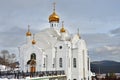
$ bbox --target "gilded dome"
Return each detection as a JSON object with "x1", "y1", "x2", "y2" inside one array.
[
  {"x1": 26, "y1": 25, "x2": 32, "y2": 36},
  {"x1": 60, "y1": 21, "x2": 66, "y2": 33},
  {"x1": 60, "y1": 27, "x2": 66, "y2": 33},
  {"x1": 26, "y1": 31, "x2": 32, "y2": 36},
  {"x1": 32, "y1": 34, "x2": 36, "y2": 45},
  {"x1": 49, "y1": 12, "x2": 59, "y2": 23},
  {"x1": 32, "y1": 40, "x2": 36, "y2": 45}
]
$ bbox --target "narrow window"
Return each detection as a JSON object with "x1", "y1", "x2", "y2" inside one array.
[
  {"x1": 73, "y1": 58, "x2": 77, "y2": 68},
  {"x1": 52, "y1": 24, "x2": 53, "y2": 27},
  {"x1": 88, "y1": 57, "x2": 89, "y2": 70},
  {"x1": 43, "y1": 58, "x2": 46, "y2": 68},
  {"x1": 69, "y1": 58, "x2": 70, "y2": 68},
  {"x1": 59, "y1": 58, "x2": 62, "y2": 68},
  {"x1": 53, "y1": 58, "x2": 55, "y2": 68}
]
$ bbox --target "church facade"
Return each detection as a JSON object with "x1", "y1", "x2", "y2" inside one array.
[{"x1": 19, "y1": 4, "x2": 92, "y2": 80}]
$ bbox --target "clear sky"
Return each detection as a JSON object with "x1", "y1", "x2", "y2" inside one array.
[{"x1": 0, "y1": 0, "x2": 120, "y2": 62}]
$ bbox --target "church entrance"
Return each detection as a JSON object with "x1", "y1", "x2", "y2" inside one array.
[
  {"x1": 30, "y1": 59, "x2": 36, "y2": 73},
  {"x1": 30, "y1": 65, "x2": 36, "y2": 73},
  {"x1": 27, "y1": 53, "x2": 36, "y2": 73}
]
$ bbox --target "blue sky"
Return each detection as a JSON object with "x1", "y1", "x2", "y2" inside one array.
[{"x1": 0, "y1": 0, "x2": 120, "y2": 62}]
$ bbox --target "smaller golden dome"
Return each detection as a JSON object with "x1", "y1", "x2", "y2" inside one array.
[
  {"x1": 60, "y1": 27, "x2": 66, "y2": 33},
  {"x1": 32, "y1": 34, "x2": 36, "y2": 45},
  {"x1": 32, "y1": 40, "x2": 36, "y2": 45},
  {"x1": 26, "y1": 25, "x2": 32, "y2": 36},
  {"x1": 60, "y1": 21, "x2": 66, "y2": 33},
  {"x1": 49, "y1": 12, "x2": 59, "y2": 23},
  {"x1": 26, "y1": 31, "x2": 32, "y2": 36}
]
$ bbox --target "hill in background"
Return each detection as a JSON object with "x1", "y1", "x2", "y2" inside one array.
[{"x1": 91, "y1": 60, "x2": 120, "y2": 74}]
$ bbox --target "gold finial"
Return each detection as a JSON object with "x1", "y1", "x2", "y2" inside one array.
[
  {"x1": 60, "y1": 21, "x2": 66, "y2": 33},
  {"x1": 32, "y1": 34, "x2": 36, "y2": 45},
  {"x1": 62, "y1": 21, "x2": 64, "y2": 27},
  {"x1": 77, "y1": 28, "x2": 81, "y2": 39},
  {"x1": 26, "y1": 25, "x2": 32, "y2": 36},
  {"x1": 53, "y1": 2, "x2": 56, "y2": 12},
  {"x1": 28, "y1": 25, "x2": 30, "y2": 31}
]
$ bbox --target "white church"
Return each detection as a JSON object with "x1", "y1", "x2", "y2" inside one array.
[{"x1": 19, "y1": 3, "x2": 92, "y2": 80}]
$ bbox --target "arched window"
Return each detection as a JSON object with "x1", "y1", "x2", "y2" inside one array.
[
  {"x1": 73, "y1": 58, "x2": 77, "y2": 68},
  {"x1": 59, "y1": 58, "x2": 62, "y2": 68},
  {"x1": 31, "y1": 53, "x2": 36, "y2": 60},
  {"x1": 52, "y1": 24, "x2": 53, "y2": 27},
  {"x1": 88, "y1": 57, "x2": 89, "y2": 70},
  {"x1": 73, "y1": 79, "x2": 77, "y2": 80},
  {"x1": 43, "y1": 58, "x2": 46, "y2": 68}
]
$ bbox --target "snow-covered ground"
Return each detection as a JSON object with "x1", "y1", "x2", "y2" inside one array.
[
  {"x1": 0, "y1": 65, "x2": 12, "y2": 71},
  {"x1": 0, "y1": 65, "x2": 7, "y2": 71},
  {"x1": 0, "y1": 78, "x2": 19, "y2": 80}
]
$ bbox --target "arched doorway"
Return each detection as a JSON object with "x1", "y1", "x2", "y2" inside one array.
[
  {"x1": 27, "y1": 53, "x2": 36, "y2": 73},
  {"x1": 30, "y1": 59, "x2": 36, "y2": 73}
]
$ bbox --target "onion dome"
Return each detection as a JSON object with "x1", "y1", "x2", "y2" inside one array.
[
  {"x1": 60, "y1": 21, "x2": 66, "y2": 33},
  {"x1": 32, "y1": 39, "x2": 36, "y2": 45},
  {"x1": 49, "y1": 2, "x2": 59, "y2": 23},
  {"x1": 60, "y1": 27, "x2": 66, "y2": 32},
  {"x1": 26, "y1": 32, "x2": 31, "y2": 36},
  {"x1": 32, "y1": 34, "x2": 36, "y2": 45},
  {"x1": 49, "y1": 12, "x2": 59, "y2": 23},
  {"x1": 26, "y1": 25, "x2": 32, "y2": 36}
]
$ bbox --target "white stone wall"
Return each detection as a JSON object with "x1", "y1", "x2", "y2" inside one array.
[{"x1": 19, "y1": 28, "x2": 91, "y2": 80}]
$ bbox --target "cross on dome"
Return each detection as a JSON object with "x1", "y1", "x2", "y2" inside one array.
[
  {"x1": 26, "y1": 25, "x2": 32, "y2": 36},
  {"x1": 60, "y1": 21, "x2": 66, "y2": 33},
  {"x1": 53, "y1": 2, "x2": 56, "y2": 12},
  {"x1": 32, "y1": 34, "x2": 36, "y2": 45},
  {"x1": 49, "y1": 2, "x2": 59, "y2": 23}
]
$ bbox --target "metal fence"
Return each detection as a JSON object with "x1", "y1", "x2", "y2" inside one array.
[{"x1": 0, "y1": 70, "x2": 65, "y2": 79}]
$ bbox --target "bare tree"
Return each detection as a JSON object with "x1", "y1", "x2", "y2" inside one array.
[
  {"x1": 0, "y1": 50, "x2": 17, "y2": 70},
  {"x1": 0, "y1": 50, "x2": 10, "y2": 66},
  {"x1": 1, "y1": 50, "x2": 9, "y2": 58},
  {"x1": 10, "y1": 53, "x2": 16, "y2": 63}
]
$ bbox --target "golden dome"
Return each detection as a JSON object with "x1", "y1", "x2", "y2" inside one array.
[
  {"x1": 60, "y1": 21, "x2": 66, "y2": 33},
  {"x1": 49, "y1": 12, "x2": 59, "y2": 23},
  {"x1": 26, "y1": 31, "x2": 32, "y2": 36},
  {"x1": 26, "y1": 25, "x2": 32, "y2": 36},
  {"x1": 32, "y1": 34, "x2": 36, "y2": 45},
  {"x1": 49, "y1": 2, "x2": 59, "y2": 23},
  {"x1": 60, "y1": 27, "x2": 66, "y2": 33},
  {"x1": 32, "y1": 40, "x2": 36, "y2": 45}
]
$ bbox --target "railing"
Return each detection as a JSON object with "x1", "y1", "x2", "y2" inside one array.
[{"x1": 0, "y1": 70, "x2": 65, "y2": 79}]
